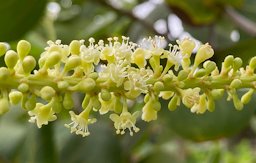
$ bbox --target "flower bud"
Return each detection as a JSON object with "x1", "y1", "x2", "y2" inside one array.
[
  {"x1": 177, "y1": 70, "x2": 189, "y2": 81},
  {"x1": 241, "y1": 89, "x2": 254, "y2": 104},
  {"x1": 100, "y1": 89, "x2": 111, "y2": 101},
  {"x1": 0, "y1": 67, "x2": 10, "y2": 79},
  {"x1": 249, "y1": 56, "x2": 256, "y2": 70},
  {"x1": 233, "y1": 57, "x2": 243, "y2": 71},
  {"x1": 22, "y1": 56, "x2": 36, "y2": 74},
  {"x1": 162, "y1": 74, "x2": 173, "y2": 83},
  {"x1": 0, "y1": 97, "x2": 10, "y2": 115},
  {"x1": 230, "y1": 79, "x2": 242, "y2": 89},
  {"x1": 168, "y1": 94, "x2": 179, "y2": 111},
  {"x1": 203, "y1": 61, "x2": 216, "y2": 74},
  {"x1": 194, "y1": 43, "x2": 214, "y2": 67},
  {"x1": 194, "y1": 69, "x2": 206, "y2": 78},
  {"x1": 17, "y1": 40, "x2": 31, "y2": 60},
  {"x1": 223, "y1": 55, "x2": 234, "y2": 68},
  {"x1": 153, "y1": 81, "x2": 164, "y2": 92},
  {"x1": 44, "y1": 51, "x2": 62, "y2": 68},
  {"x1": 0, "y1": 43, "x2": 8, "y2": 57},
  {"x1": 179, "y1": 38, "x2": 195, "y2": 56},
  {"x1": 159, "y1": 91, "x2": 174, "y2": 100},
  {"x1": 211, "y1": 89, "x2": 224, "y2": 99},
  {"x1": 18, "y1": 83, "x2": 29, "y2": 93},
  {"x1": 9, "y1": 91, "x2": 23, "y2": 105},
  {"x1": 69, "y1": 40, "x2": 81, "y2": 55},
  {"x1": 64, "y1": 55, "x2": 81, "y2": 72},
  {"x1": 232, "y1": 93, "x2": 243, "y2": 110},
  {"x1": 40, "y1": 86, "x2": 56, "y2": 101},
  {"x1": 207, "y1": 95, "x2": 215, "y2": 112},
  {"x1": 72, "y1": 78, "x2": 96, "y2": 92},
  {"x1": 4, "y1": 50, "x2": 18, "y2": 69},
  {"x1": 57, "y1": 81, "x2": 69, "y2": 90},
  {"x1": 63, "y1": 93, "x2": 74, "y2": 110}
]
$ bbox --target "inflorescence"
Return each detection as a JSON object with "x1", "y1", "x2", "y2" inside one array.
[{"x1": 0, "y1": 36, "x2": 256, "y2": 137}]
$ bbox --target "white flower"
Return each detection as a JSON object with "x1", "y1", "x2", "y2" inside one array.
[
  {"x1": 65, "y1": 111, "x2": 97, "y2": 137},
  {"x1": 110, "y1": 111, "x2": 140, "y2": 136}
]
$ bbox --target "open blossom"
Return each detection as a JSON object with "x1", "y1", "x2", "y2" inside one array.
[
  {"x1": 125, "y1": 67, "x2": 153, "y2": 94},
  {"x1": 65, "y1": 111, "x2": 97, "y2": 137},
  {"x1": 182, "y1": 88, "x2": 201, "y2": 108},
  {"x1": 140, "y1": 36, "x2": 166, "y2": 56},
  {"x1": 110, "y1": 111, "x2": 140, "y2": 136},
  {"x1": 99, "y1": 60, "x2": 129, "y2": 87},
  {"x1": 28, "y1": 103, "x2": 57, "y2": 128}
]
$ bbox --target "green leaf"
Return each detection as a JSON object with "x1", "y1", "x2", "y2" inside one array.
[
  {"x1": 160, "y1": 92, "x2": 255, "y2": 141},
  {"x1": 165, "y1": 0, "x2": 244, "y2": 25},
  {"x1": 0, "y1": 0, "x2": 47, "y2": 41}
]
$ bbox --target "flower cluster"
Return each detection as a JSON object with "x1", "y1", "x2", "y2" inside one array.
[{"x1": 0, "y1": 36, "x2": 256, "y2": 137}]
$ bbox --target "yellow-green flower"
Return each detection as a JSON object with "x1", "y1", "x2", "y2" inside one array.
[
  {"x1": 110, "y1": 111, "x2": 140, "y2": 136},
  {"x1": 65, "y1": 111, "x2": 97, "y2": 137},
  {"x1": 28, "y1": 103, "x2": 57, "y2": 128}
]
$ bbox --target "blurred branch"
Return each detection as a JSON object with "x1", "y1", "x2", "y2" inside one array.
[
  {"x1": 225, "y1": 7, "x2": 256, "y2": 36},
  {"x1": 94, "y1": 0, "x2": 170, "y2": 40}
]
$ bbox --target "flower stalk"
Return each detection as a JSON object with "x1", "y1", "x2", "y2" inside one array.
[{"x1": 0, "y1": 36, "x2": 255, "y2": 137}]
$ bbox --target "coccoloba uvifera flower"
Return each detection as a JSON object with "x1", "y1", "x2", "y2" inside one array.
[{"x1": 1, "y1": 35, "x2": 256, "y2": 137}]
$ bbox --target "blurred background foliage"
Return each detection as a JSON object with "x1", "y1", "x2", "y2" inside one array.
[{"x1": 1, "y1": 0, "x2": 256, "y2": 162}]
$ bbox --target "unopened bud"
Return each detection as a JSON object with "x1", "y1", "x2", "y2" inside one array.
[
  {"x1": 69, "y1": 40, "x2": 81, "y2": 55},
  {"x1": 100, "y1": 89, "x2": 111, "y2": 101},
  {"x1": 168, "y1": 95, "x2": 179, "y2": 111},
  {"x1": 9, "y1": 91, "x2": 23, "y2": 105},
  {"x1": 203, "y1": 61, "x2": 216, "y2": 74},
  {"x1": 194, "y1": 43, "x2": 214, "y2": 67},
  {"x1": 179, "y1": 38, "x2": 195, "y2": 56},
  {"x1": 40, "y1": 86, "x2": 56, "y2": 101},
  {"x1": 44, "y1": 52, "x2": 62, "y2": 68},
  {"x1": 230, "y1": 79, "x2": 242, "y2": 89},
  {"x1": 72, "y1": 78, "x2": 96, "y2": 92},
  {"x1": 4, "y1": 50, "x2": 18, "y2": 69},
  {"x1": 0, "y1": 67, "x2": 10, "y2": 79},
  {"x1": 22, "y1": 56, "x2": 36, "y2": 74},
  {"x1": 223, "y1": 55, "x2": 234, "y2": 68},
  {"x1": 0, "y1": 43, "x2": 8, "y2": 57},
  {"x1": 153, "y1": 81, "x2": 164, "y2": 91},
  {"x1": 194, "y1": 69, "x2": 206, "y2": 78},
  {"x1": 18, "y1": 83, "x2": 29, "y2": 93},
  {"x1": 241, "y1": 89, "x2": 254, "y2": 104},
  {"x1": 249, "y1": 56, "x2": 256, "y2": 70},
  {"x1": 178, "y1": 70, "x2": 189, "y2": 81},
  {"x1": 64, "y1": 55, "x2": 81, "y2": 72},
  {"x1": 17, "y1": 40, "x2": 31, "y2": 60},
  {"x1": 233, "y1": 57, "x2": 243, "y2": 71}
]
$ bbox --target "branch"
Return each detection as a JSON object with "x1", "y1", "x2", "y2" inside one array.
[
  {"x1": 93, "y1": 0, "x2": 170, "y2": 39},
  {"x1": 225, "y1": 6, "x2": 256, "y2": 36}
]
